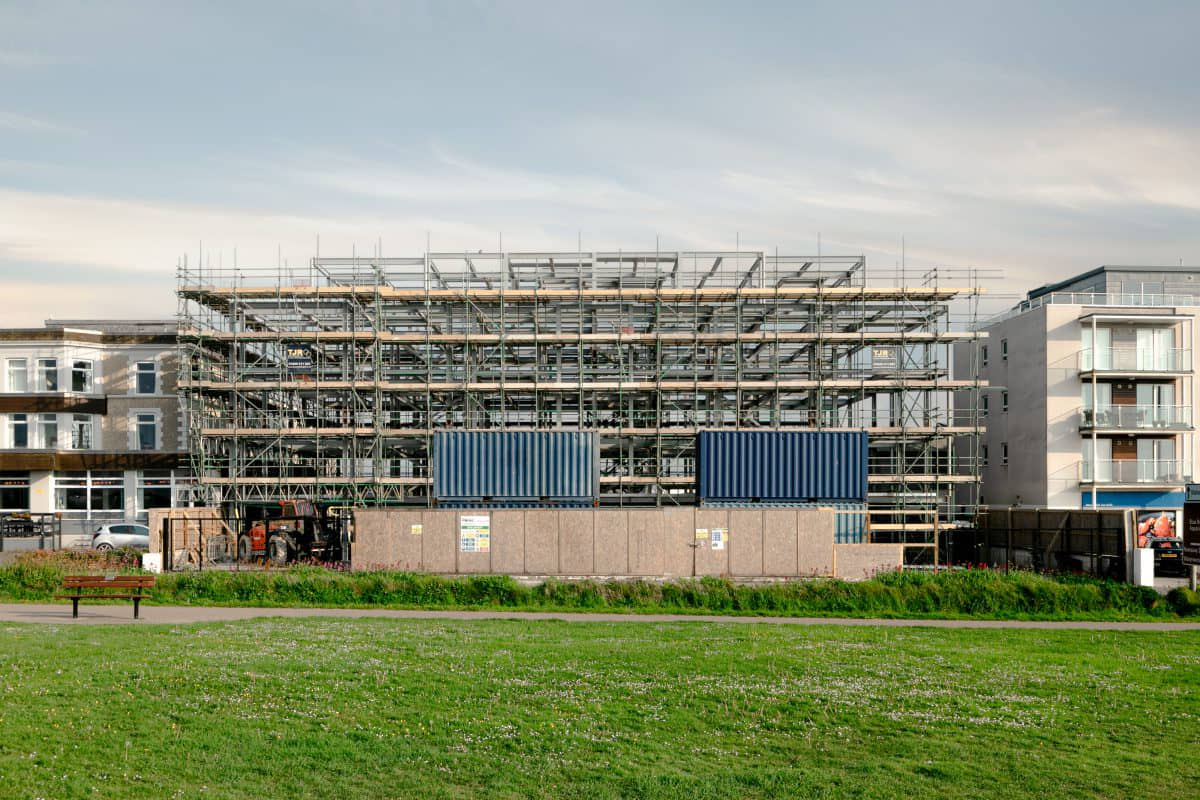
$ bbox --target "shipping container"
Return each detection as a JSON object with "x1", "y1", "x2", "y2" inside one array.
[
  {"x1": 434, "y1": 431, "x2": 598, "y2": 502},
  {"x1": 698, "y1": 430, "x2": 867, "y2": 502},
  {"x1": 434, "y1": 501, "x2": 596, "y2": 509}
]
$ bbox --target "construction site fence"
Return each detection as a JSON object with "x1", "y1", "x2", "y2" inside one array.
[
  {"x1": 947, "y1": 507, "x2": 1133, "y2": 581},
  {"x1": 0, "y1": 513, "x2": 65, "y2": 552}
]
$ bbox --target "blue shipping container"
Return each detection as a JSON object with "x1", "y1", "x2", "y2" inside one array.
[
  {"x1": 698, "y1": 430, "x2": 868, "y2": 502},
  {"x1": 434, "y1": 431, "x2": 597, "y2": 501}
]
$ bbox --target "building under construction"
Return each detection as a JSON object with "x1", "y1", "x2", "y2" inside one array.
[{"x1": 176, "y1": 250, "x2": 987, "y2": 546}]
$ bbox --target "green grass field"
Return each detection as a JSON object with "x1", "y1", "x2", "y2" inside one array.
[{"x1": 1, "y1": 619, "x2": 1197, "y2": 799}]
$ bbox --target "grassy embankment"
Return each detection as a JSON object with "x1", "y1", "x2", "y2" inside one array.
[
  {"x1": 0, "y1": 618, "x2": 1197, "y2": 799},
  {"x1": 2, "y1": 548, "x2": 1198, "y2": 619}
]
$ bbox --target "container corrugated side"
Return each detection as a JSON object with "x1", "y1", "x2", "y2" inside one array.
[
  {"x1": 698, "y1": 430, "x2": 868, "y2": 502},
  {"x1": 434, "y1": 431, "x2": 597, "y2": 501}
]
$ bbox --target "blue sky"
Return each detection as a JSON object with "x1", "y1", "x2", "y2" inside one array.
[{"x1": 1, "y1": 1, "x2": 1198, "y2": 323}]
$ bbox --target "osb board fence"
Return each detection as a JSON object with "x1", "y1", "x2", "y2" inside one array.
[
  {"x1": 148, "y1": 508, "x2": 236, "y2": 566},
  {"x1": 352, "y1": 507, "x2": 902, "y2": 581}
]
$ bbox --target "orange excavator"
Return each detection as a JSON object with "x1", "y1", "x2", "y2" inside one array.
[{"x1": 238, "y1": 499, "x2": 345, "y2": 565}]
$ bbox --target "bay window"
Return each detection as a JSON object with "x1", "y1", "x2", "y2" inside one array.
[
  {"x1": 6, "y1": 358, "x2": 27, "y2": 392},
  {"x1": 9, "y1": 414, "x2": 28, "y2": 448},
  {"x1": 38, "y1": 358, "x2": 57, "y2": 391},
  {"x1": 71, "y1": 414, "x2": 94, "y2": 449},
  {"x1": 71, "y1": 360, "x2": 93, "y2": 392},
  {"x1": 38, "y1": 414, "x2": 57, "y2": 448}
]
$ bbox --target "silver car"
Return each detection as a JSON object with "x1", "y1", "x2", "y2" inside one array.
[{"x1": 92, "y1": 523, "x2": 151, "y2": 551}]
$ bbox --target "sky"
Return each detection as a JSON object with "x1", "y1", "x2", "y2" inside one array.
[{"x1": 1, "y1": 0, "x2": 1199, "y2": 324}]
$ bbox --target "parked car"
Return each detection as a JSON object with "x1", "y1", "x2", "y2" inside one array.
[
  {"x1": 92, "y1": 523, "x2": 150, "y2": 551},
  {"x1": 1147, "y1": 536, "x2": 1187, "y2": 577}
]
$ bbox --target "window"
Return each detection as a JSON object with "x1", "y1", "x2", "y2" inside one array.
[
  {"x1": 71, "y1": 360, "x2": 93, "y2": 392},
  {"x1": 138, "y1": 470, "x2": 173, "y2": 510},
  {"x1": 982, "y1": 395, "x2": 989, "y2": 415},
  {"x1": 1001, "y1": 442, "x2": 1009, "y2": 466},
  {"x1": 38, "y1": 358, "x2": 57, "y2": 391},
  {"x1": 1002, "y1": 391, "x2": 1009, "y2": 412},
  {"x1": 981, "y1": 444, "x2": 989, "y2": 467},
  {"x1": 135, "y1": 361, "x2": 156, "y2": 394},
  {"x1": 0, "y1": 472, "x2": 30, "y2": 510},
  {"x1": 89, "y1": 474, "x2": 123, "y2": 511},
  {"x1": 53, "y1": 472, "x2": 88, "y2": 511},
  {"x1": 1136, "y1": 328, "x2": 1176, "y2": 371},
  {"x1": 136, "y1": 412, "x2": 157, "y2": 451},
  {"x1": 6, "y1": 359, "x2": 27, "y2": 392},
  {"x1": 981, "y1": 345, "x2": 988, "y2": 367},
  {"x1": 1082, "y1": 382, "x2": 1113, "y2": 409},
  {"x1": 38, "y1": 414, "x2": 57, "y2": 449},
  {"x1": 9, "y1": 414, "x2": 28, "y2": 448},
  {"x1": 71, "y1": 414, "x2": 94, "y2": 449},
  {"x1": 1083, "y1": 438, "x2": 1113, "y2": 482},
  {"x1": 1081, "y1": 327, "x2": 1114, "y2": 371},
  {"x1": 53, "y1": 471, "x2": 123, "y2": 513},
  {"x1": 1001, "y1": 339, "x2": 1008, "y2": 361}
]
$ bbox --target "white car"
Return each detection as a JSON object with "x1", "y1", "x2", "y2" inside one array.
[{"x1": 92, "y1": 523, "x2": 150, "y2": 551}]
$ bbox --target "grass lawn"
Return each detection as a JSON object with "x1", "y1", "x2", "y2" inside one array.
[{"x1": 0, "y1": 620, "x2": 1197, "y2": 799}]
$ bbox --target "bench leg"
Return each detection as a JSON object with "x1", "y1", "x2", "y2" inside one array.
[
  {"x1": 133, "y1": 598, "x2": 140, "y2": 620},
  {"x1": 72, "y1": 598, "x2": 78, "y2": 619}
]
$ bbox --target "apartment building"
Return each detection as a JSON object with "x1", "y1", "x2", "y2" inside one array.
[
  {"x1": 0, "y1": 320, "x2": 190, "y2": 533},
  {"x1": 959, "y1": 266, "x2": 1198, "y2": 517}
]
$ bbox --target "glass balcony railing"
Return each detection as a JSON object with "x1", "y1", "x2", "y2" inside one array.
[
  {"x1": 982, "y1": 291, "x2": 1200, "y2": 327},
  {"x1": 1078, "y1": 405, "x2": 1193, "y2": 430},
  {"x1": 1078, "y1": 348, "x2": 1191, "y2": 372},
  {"x1": 1079, "y1": 459, "x2": 1189, "y2": 484}
]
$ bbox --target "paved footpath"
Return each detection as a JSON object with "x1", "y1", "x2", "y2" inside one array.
[{"x1": 1, "y1": 603, "x2": 1198, "y2": 629}]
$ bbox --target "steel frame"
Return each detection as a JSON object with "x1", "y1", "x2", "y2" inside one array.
[{"x1": 177, "y1": 250, "x2": 987, "y2": 544}]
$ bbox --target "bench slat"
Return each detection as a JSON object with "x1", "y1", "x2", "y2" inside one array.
[
  {"x1": 63, "y1": 577, "x2": 155, "y2": 587},
  {"x1": 63, "y1": 575, "x2": 155, "y2": 580}
]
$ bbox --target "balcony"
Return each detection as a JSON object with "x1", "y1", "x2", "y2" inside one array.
[
  {"x1": 1079, "y1": 459, "x2": 1189, "y2": 485},
  {"x1": 1078, "y1": 405, "x2": 1193, "y2": 431},
  {"x1": 1078, "y1": 348, "x2": 1192, "y2": 373}
]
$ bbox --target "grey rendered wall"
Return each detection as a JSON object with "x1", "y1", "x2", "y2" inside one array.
[
  {"x1": 1044, "y1": 304, "x2": 1084, "y2": 507},
  {"x1": 350, "y1": 506, "x2": 854, "y2": 579},
  {"x1": 979, "y1": 307, "x2": 1050, "y2": 506}
]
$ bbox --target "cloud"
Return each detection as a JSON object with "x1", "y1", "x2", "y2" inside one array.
[
  {"x1": 286, "y1": 145, "x2": 668, "y2": 216},
  {"x1": 0, "y1": 187, "x2": 566, "y2": 275},
  {"x1": 0, "y1": 111, "x2": 79, "y2": 135},
  {"x1": 0, "y1": 50, "x2": 54, "y2": 68},
  {"x1": 719, "y1": 169, "x2": 937, "y2": 217},
  {"x1": 0, "y1": 280, "x2": 170, "y2": 327},
  {"x1": 821, "y1": 103, "x2": 1200, "y2": 214}
]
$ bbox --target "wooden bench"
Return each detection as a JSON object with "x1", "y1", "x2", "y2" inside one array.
[{"x1": 55, "y1": 575, "x2": 156, "y2": 619}]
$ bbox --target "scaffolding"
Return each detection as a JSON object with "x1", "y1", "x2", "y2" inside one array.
[{"x1": 176, "y1": 250, "x2": 988, "y2": 549}]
